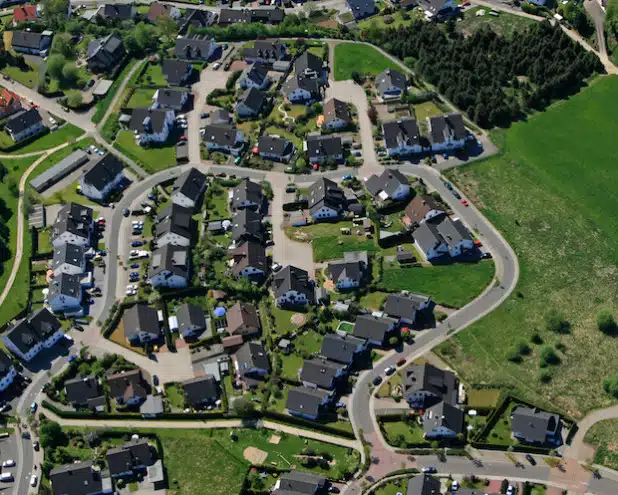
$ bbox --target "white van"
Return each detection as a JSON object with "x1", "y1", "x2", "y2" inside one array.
[{"x1": 0, "y1": 472, "x2": 13, "y2": 482}]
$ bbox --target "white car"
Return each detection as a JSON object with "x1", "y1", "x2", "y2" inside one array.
[
  {"x1": 125, "y1": 289, "x2": 137, "y2": 296},
  {"x1": 384, "y1": 366, "x2": 396, "y2": 376},
  {"x1": 97, "y1": 217, "x2": 105, "y2": 223},
  {"x1": 2, "y1": 460, "x2": 15, "y2": 468},
  {"x1": 506, "y1": 486, "x2": 514, "y2": 495},
  {"x1": 177, "y1": 114, "x2": 186, "y2": 120},
  {"x1": 30, "y1": 474, "x2": 37, "y2": 487},
  {"x1": 126, "y1": 285, "x2": 138, "y2": 291},
  {"x1": 451, "y1": 480, "x2": 459, "y2": 490}
]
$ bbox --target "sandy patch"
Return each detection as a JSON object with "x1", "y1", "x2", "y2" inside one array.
[
  {"x1": 243, "y1": 447, "x2": 268, "y2": 465},
  {"x1": 291, "y1": 313, "x2": 306, "y2": 326},
  {"x1": 268, "y1": 434, "x2": 281, "y2": 445}
]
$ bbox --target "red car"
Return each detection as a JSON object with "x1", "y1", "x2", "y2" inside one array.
[
  {"x1": 461, "y1": 199, "x2": 469, "y2": 207},
  {"x1": 396, "y1": 358, "x2": 406, "y2": 366},
  {"x1": 473, "y1": 239, "x2": 482, "y2": 247}
]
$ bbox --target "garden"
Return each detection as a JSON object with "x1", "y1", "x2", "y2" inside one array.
[{"x1": 333, "y1": 43, "x2": 398, "y2": 81}]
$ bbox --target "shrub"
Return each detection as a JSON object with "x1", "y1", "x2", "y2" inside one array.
[
  {"x1": 597, "y1": 309, "x2": 618, "y2": 335},
  {"x1": 603, "y1": 375, "x2": 618, "y2": 398},
  {"x1": 539, "y1": 370, "x2": 552, "y2": 383},
  {"x1": 546, "y1": 309, "x2": 570, "y2": 334},
  {"x1": 539, "y1": 345, "x2": 560, "y2": 367},
  {"x1": 506, "y1": 349, "x2": 522, "y2": 363},
  {"x1": 530, "y1": 331, "x2": 543, "y2": 344},
  {"x1": 516, "y1": 340, "x2": 531, "y2": 355}
]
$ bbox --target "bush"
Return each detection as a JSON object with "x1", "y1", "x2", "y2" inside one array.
[
  {"x1": 539, "y1": 345, "x2": 560, "y2": 367},
  {"x1": 539, "y1": 370, "x2": 552, "y2": 383},
  {"x1": 597, "y1": 309, "x2": 617, "y2": 335},
  {"x1": 603, "y1": 375, "x2": 618, "y2": 398},
  {"x1": 506, "y1": 349, "x2": 522, "y2": 363},
  {"x1": 546, "y1": 309, "x2": 570, "y2": 334}
]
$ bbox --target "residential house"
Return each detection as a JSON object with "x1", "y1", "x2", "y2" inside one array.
[
  {"x1": 227, "y1": 301, "x2": 261, "y2": 336},
  {"x1": 282, "y1": 51, "x2": 327, "y2": 102},
  {"x1": 171, "y1": 167, "x2": 207, "y2": 209},
  {"x1": 2, "y1": 308, "x2": 63, "y2": 362},
  {"x1": 231, "y1": 177, "x2": 263, "y2": 211},
  {"x1": 106, "y1": 438, "x2": 153, "y2": 478},
  {"x1": 203, "y1": 124, "x2": 245, "y2": 156},
  {"x1": 403, "y1": 194, "x2": 445, "y2": 226},
  {"x1": 178, "y1": 8, "x2": 215, "y2": 33},
  {"x1": 286, "y1": 386, "x2": 332, "y2": 420},
  {"x1": 347, "y1": 0, "x2": 377, "y2": 19},
  {"x1": 376, "y1": 68, "x2": 407, "y2": 98},
  {"x1": 79, "y1": 153, "x2": 125, "y2": 201},
  {"x1": 162, "y1": 59, "x2": 193, "y2": 86},
  {"x1": 273, "y1": 470, "x2": 327, "y2": 495},
  {"x1": 155, "y1": 203, "x2": 194, "y2": 247},
  {"x1": 406, "y1": 475, "x2": 441, "y2": 495},
  {"x1": 383, "y1": 293, "x2": 432, "y2": 326},
  {"x1": 300, "y1": 358, "x2": 346, "y2": 390},
  {"x1": 382, "y1": 118, "x2": 422, "y2": 157},
  {"x1": 428, "y1": 113, "x2": 468, "y2": 151},
  {"x1": 243, "y1": 39, "x2": 286, "y2": 63},
  {"x1": 128, "y1": 108, "x2": 175, "y2": 146},
  {"x1": 0, "y1": 88, "x2": 22, "y2": 118},
  {"x1": 222, "y1": 334, "x2": 244, "y2": 352},
  {"x1": 183, "y1": 375, "x2": 219, "y2": 408},
  {"x1": 232, "y1": 208, "x2": 265, "y2": 245},
  {"x1": 295, "y1": 51, "x2": 327, "y2": 85},
  {"x1": 364, "y1": 168, "x2": 411, "y2": 202},
  {"x1": 65, "y1": 376, "x2": 104, "y2": 409},
  {"x1": 13, "y1": 5, "x2": 38, "y2": 25},
  {"x1": 218, "y1": 7, "x2": 250, "y2": 24},
  {"x1": 248, "y1": 7, "x2": 285, "y2": 23},
  {"x1": 174, "y1": 35, "x2": 216, "y2": 60},
  {"x1": 175, "y1": 303, "x2": 207, "y2": 339},
  {"x1": 323, "y1": 98, "x2": 353, "y2": 131},
  {"x1": 123, "y1": 304, "x2": 161, "y2": 346},
  {"x1": 320, "y1": 333, "x2": 366, "y2": 367},
  {"x1": 234, "y1": 341, "x2": 270, "y2": 385},
  {"x1": 48, "y1": 273, "x2": 83, "y2": 315},
  {"x1": 10, "y1": 30, "x2": 53, "y2": 56},
  {"x1": 211, "y1": 109, "x2": 231, "y2": 125},
  {"x1": 230, "y1": 240, "x2": 267, "y2": 279},
  {"x1": 140, "y1": 395, "x2": 164, "y2": 418},
  {"x1": 306, "y1": 135, "x2": 343, "y2": 165},
  {"x1": 418, "y1": 0, "x2": 457, "y2": 16},
  {"x1": 326, "y1": 251, "x2": 368, "y2": 290},
  {"x1": 96, "y1": 3, "x2": 137, "y2": 21},
  {"x1": 353, "y1": 314, "x2": 398, "y2": 347},
  {"x1": 152, "y1": 88, "x2": 189, "y2": 111},
  {"x1": 404, "y1": 363, "x2": 458, "y2": 409},
  {"x1": 258, "y1": 135, "x2": 295, "y2": 162},
  {"x1": 0, "y1": 351, "x2": 16, "y2": 392},
  {"x1": 308, "y1": 177, "x2": 347, "y2": 220},
  {"x1": 511, "y1": 407, "x2": 562, "y2": 445},
  {"x1": 107, "y1": 369, "x2": 148, "y2": 406},
  {"x1": 50, "y1": 461, "x2": 113, "y2": 495},
  {"x1": 5, "y1": 108, "x2": 44, "y2": 142},
  {"x1": 413, "y1": 215, "x2": 474, "y2": 261},
  {"x1": 86, "y1": 33, "x2": 125, "y2": 73},
  {"x1": 147, "y1": 2, "x2": 181, "y2": 23},
  {"x1": 51, "y1": 203, "x2": 93, "y2": 248},
  {"x1": 236, "y1": 87, "x2": 266, "y2": 118},
  {"x1": 422, "y1": 401, "x2": 465, "y2": 439},
  {"x1": 239, "y1": 63, "x2": 271, "y2": 90},
  {"x1": 148, "y1": 244, "x2": 190, "y2": 288},
  {"x1": 273, "y1": 265, "x2": 314, "y2": 307},
  {"x1": 51, "y1": 243, "x2": 86, "y2": 276}
]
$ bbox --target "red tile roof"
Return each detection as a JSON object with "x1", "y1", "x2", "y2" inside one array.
[
  {"x1": 13, "y1": 5, "x2": 37, "y2": 23},
  {"x1": 0, "y1": 88, "x2": 20, "y2": 113}
]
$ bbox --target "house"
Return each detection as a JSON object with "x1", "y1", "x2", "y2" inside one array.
[
  {"x1": 175, "y1": 303, "x2": 207, "y2": 339},
  {"x1": 203, "y1": 124, "x2": 245, "y2": 156},
  {"x1": 128, "y1": 108, "x2": 175, "y2": 146},
  {"x1": 320, "y1": 333, "x2": 366, "y2": 367},
  {"x1": 162, "y1": 59, "x2": 193, "y2": 86},
  {"x1": 2, "y1": 308, "x2": 63, "y2": 362},
  {"x1": 273, "y1": 265, "x2": 314, "y2": 307},
  {"x1": 227, "y1": 302, "x2": 261, "y2": 336},
  {"x1": 183, "y1": 375, "x2": 219, "y2": 408},
  {"x1": 353, "y1": 314, "x2": 398, "y2": 347},
  {"x1": 148, "y1": 244, "x2": 190, "y2": 288},
  {"x1": 422, "y1": 401, "x2": 465, "y2": 439},
  {"x1": 232, "y1": 208, "x2": 264, "y2": 245},
  {"x1": 347, "y1": 0, "x2": 377, "y2": 19},
  {"x1": 258, "y1": 135, "x2": 295, "y2": 162},
  {"x1": 218, "y1": 7, "x2": 250, "y2": 24},
  {"x1": 235, "y1": 341, "x2": 270, "y2": 384},
  {"x1": 0, "y1": 88, "x2": 22, "y2": 118},
  {"x1": 376, "y1": 68, "x2": 407, "y2": 98},
  {"x1": 48, "y1": 273, "x2": 83, "y2": 315},
  {"x1": 364, "y1": 169, "x2": 411, "y2": 202},
  {"x1": 230, "y1": 240, "x2": 267, "y2": 279},
  {"x1": 243, "y1": 39, "x2": 286, "y2": 63},
  {"x1": 107, "y1": 369, "x2": 148, "y2": 406},
  {"x1": 65, "y1": 376, "x2": 103, "y2": 409},
  {"x1": 428, "y1": 113, "x2": 469, "y2": 151},
  {"x1": 96, "y1": 3, "x2": 137, "y2": 21},
  {"x1": 231, "y1": 177, "x2": 263, "y2": 210},
  {"x1": 13, "y1": 5, "x2": 38, "y2": 25},
  {"x1": 178, "y1": 8, "x2": 215, "y2": 33},
  {"x1": 306, "y1": 135, "x2": 343, "y2": 165},
  {"x1": 155, "y1": 203, "x2": 194, "y2": 247},
  {"x1": 326, "y1": 251, "x2": 368, "y2": 290},
  {"x1": 239, "y1": 63, "x2": 271, "y2": 90},
  {"x1": 403, "y1": 194, "x2": 445, "y2": 226},
  {"x1": 404, "y1": 363, "x2": 458, "y2": 409},
  {"x1": 123, "y1": 304, "x2": 161, "y2": 346},
  {"x1": 308, "y1": 177, "x2": 347, "y2": 220},
  {"x1": 211, "y1": 109, "x2": 231, "y2": 125},
  {"x1": 174, "y1": 35, "x2": 216, "y2": 60},
  {"x1": 406, "y1": 475, "x2": 441, "y2": 495},
  {"x1": 171, "y1": 167, "x2": 207, "y2": 209},
  {"x1": 383, "y1": 293, "x2": 432, "y2": 326},
  {"x1": 323, "y1": 98, "x2": 353, "y2": 131},
  {"x1": 106, "y1": 438, "x2": 153, "y2": 478},
  {"x1": 300, "y1": 358, "x2": 346, "y2": 390},
  {"x1": 295, "y1": 51, "x2": 328, "y2": 85},
  {"x1": 86, "y1": 33, "x2": 125, "y2": 73},
  {"x1": 51, "y1": 243, "x2": 86, "y2": 276},
  {"x1": 140, "y1": 395, "x2": 164, "y2": 418},
  {"x1": 286, "y1": 386, "x2": 332, "y2": 420},
  {"x1": 51, "y1": 203, "x2": 92, "y2": 248},
  {"x1": 5, "y1": 108, "x2": 44, "y2": 142},
  {"x1": 273, "y1": 471, "x2": 327, "y2": 495},
  {"x1": 0, "y1": 351, "x2": 16, "y2": 392},
  {"x1": 236, "y1": 88, "x2": 266, "y2": 118},
  {"x1": 248, "y1": 7, "x2": 285, "y2": 23},
  {"x1": 79, "y1": 153, "x2": 125, "y2": 201},
  {"x1": 222, "y1": 334, "x2": 244, "y2": 352},
  {"x1": 50, "y1": 461, "x2": 113, "y2": 495},
  {"x1": 382, "y1": 118, "x2": 422, "y2": 156},
  {"x1": 10, "y1": 30, "x2": 53, "y2": 56},
  {"x1": 413, "y1": 215, "x2": 474, "y2": 261},
  {"x1": 152, "y1": 88, "x2": 189, "y2": 111},
  {"x1": 147, "y1": 2, "x2": 181, "y2": 23},
  {"x1": 282, "y1": 51, "x2": 327, "y2": 102},
  {"x1": 511, "y1": 407, "x2": 562, "y2": 445},
  {"x1": 418, "y1": 0, "x2": 457, "y2": 16}
]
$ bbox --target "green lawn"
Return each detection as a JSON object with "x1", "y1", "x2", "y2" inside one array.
[
  {"x1": 480, "y1": 402, "x2": 518, "y2": 446},
  {"x1": 437, "y1": 76, "x2": 618, "y2": 417},
  {"x1": 359, "y1": 291, "x2": 388, "y2": 310},
  {"x1": 380, "y1": 262, "x2": 495, "y2": 308},
  {"x1": 43, "y1": 180, "x2": 100, "y2": 209},
  {"x1": 205, "y1": 187, "x2": 230, "y2": 220},
  {"x1": 333, "y1": 43, "x2": 398, "y2": 81},
  {"x1": 456, "y1": 6, "x2": 537, "y2": 38},
  {"x1": 1, "y1": 61, "x2": 39, "y2": 88},
  {"x1": 380, "y1": 419, "x2": 428, "y2": 447},
  {"x1": 138, "y1": 63, "x2": 168, "y2": 86},
  {"x1": 281, "y1": 352, "x2": 304, "y2": 381},
  {"x1": 358, "y1": 10, "x2": 423, "y2": 30},
  {"x1": 271, "y1": 306, "x2": 304, "y2": 335},
  {"x1": 373, "y1": 478, "x2": 409, "y2": 495},
  {"x1": 6, "y1": 124, "x2": 85, "y2": 154},
  {"x1": 93, "y1": 59, "x2": 140, "y2": 124},
  {"x1": 36, "y1": 229, "x2": 52, "y2": 254},
  {"x1": 165, "y1": 383, "x2": 186, "y2": 410},
  {"x1": 584, "y1": 419, "x2": 618, "y2": 468},
  {"x1": 266, "y1": 125, "x2": 303, "y2": 149},
  {"x1": 126, "y1": 88, "x2": 156, "y2": 109},
  {"x1": 413, "y1": 101, "x2": 443, "y2": 121},
  {"x1": 114, "y1": 130, "x2": 177, "y2": 174}
]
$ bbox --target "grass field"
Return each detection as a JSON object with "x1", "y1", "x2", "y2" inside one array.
[
  {"x1": 7, "y1": 124, "x2": 85, "y2": 154},
  {"x1": 380, "y1": 419, "x2": 427, "y2": 446},
  {"x1": 93, "y1": 59, "x2": 140, "y2": 124},
  {"x1": 456, "y1": 6, "x2": 537, "y2": 38},
  {"x1": 138, "y1": 63, "x2": 168, "y2": 86},
  {"x1": 413, "y1": 101, "x2": 443, "y2": 121},
  {"x1": 584, "y1": 419, "x2": 618, "y2": 468},
  {"x1": 126, "y1": 88, "x2": 156, "y2": 108},
  {"x1": 373, "y1": 478, "x2": 409, "y2": 495},
  {"x1": 1, "y1": 61, "x2": 39, "y2": 88},
  {"x1": 358, "y1": 10, "x2": 424, "y2": 30},
  {"x1": 381, "y1": 262, "x2": 495, "y2": 308},
  {"x1": 114, "y1": 130, "x2": 177, "y2": 173},
  {"x1": 437, "y1": 76, "x2": 618, "y2": 417},
  {"x1": 333, "y1": 43, "x2": 398, "y2": 81}
]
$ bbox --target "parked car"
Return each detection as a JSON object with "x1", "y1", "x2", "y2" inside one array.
[
  {"x1": 33, "y1": 441, "x2": 39, "y2": 451},
  {"x1": 443, "y1": 181, "x2": 453, "y2": 190},
  {"x1": 461, "y1": 199, "x2": 469, "y2": 206},
  {"x1": 525, "y1": 454, "x2": 536, "y2": 465},
  {"x1": 372, "y1": 376, "x2": 382, "y2": 386},
  {"x1": 131, "y1": 241, "x2": 144, "y2": 247},
  {"x1": 452, "y1": 190, "x2": 461, "y2": 199},
  {"x1": 68, "y1": 355, "x2": 77, "y2": 363},
  {"x1": 396, "y1": 358, "x2": 406, "y2": 366},
  {"x1": 30, "y1": 474, "x2": 37, "y2": 487},
  {"x1": 30, "y1": 402, "x2": 37, "y2": 414},
  {"x1": 123, "y1": 208, "x2": 130, "y2": 217},
  {"x1": 481, "y1": 252, "x2": 493, "y2": 260},
  {"x1": 2, "y1": 460, "x2": 14, "y2": 468},
  {"x1": 130, "y1": 263, "x2": 140, "y2": 269},
  {"x1": 384, "y1": 366, "x2": 396, "y2": 376},
  {"x1": 421, "y1": 466, "x2": 437, "y2": 474}
]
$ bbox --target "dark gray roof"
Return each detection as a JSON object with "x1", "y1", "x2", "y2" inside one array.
[
  {"x1": 183, "y1": 375, "x2": 219, "y2": 406},
  {"x1": 347, "y1": 0, "x2": 376, "y2": 18},
  {"x1": 29, "y1": 307, "x2": 62, "y2": 338},
  {"x1": 383, "y1": 119, "x2": 420, "y2": 150},
  {"x1": 101, "y1": 3, "x2": 135, "y2": 19},
  {"x1": 300, "y1": 358, "x2": 344, "y2": 389},
  {"x1": 295, "y1": 51, "x2": 323, "y2": 76},
  {"x1": 52, "y1": 243, "x2": 85, "y2": 270},
  {"x1": 286, "y1": 386, "x2": 330, "y2": 417},
  {"x1": 107, "y1": 368, "x2": 147, "y2": 402},
  {"x1": 272, "y1": 265, "x2": 314, "y2": 302},
  {"x1": 418, "y1": 0, "x2": 453, "y2": 14},
  {"x1": 11, "y1": 31, "x2": 49, "y2": 50},
  {"x1": 176, "y1": 303, "x2": 206, "y2": 331},
  {"x1": 243, "y1": 63, "x2": 269, "y2": 86},
  {"x1": 65, "y1": 375, "x2": 101, "y2": 405},
  {"x1": 173, "y1": 167, "x2": 206, "y2": 202},
  {"x1": 107, "y1": 438, "x2": 152, "y2": 476},
  {"x1": 320, "y1": 333, "x2": 365, "y2": 364},
  {"x1": 353, "y1": 315, "x2": 397, "y2": 343},
  {"x1": 156, "y1": 203, "x2": 194, "y2": 243},
  {"x1": 211, "y1": 109, "x2": 231, "y2": 124},
  {"x1": 220, "y1": 8, "x2": 284, "y2": 24},
  {"x1": 0, "y1": 351, "x2": 13, "y2": 380},
  {"x1": 275, "y1": 470, "x2": 327, "y2": 495},
  {"x1": 327, "y1": 261, "x2": 363, "y2": 283},
  {"x1": 51, "y1": 202, "x2": 92, "y2": 243},
  {"x1": 50, "y1": 461, "x2": 110, "y2": 495},
  {"x1": 174, "y1": 34, "x2": 214, "y2": 59},
  {"x1": 83, "y1": 153, "x2": 124, "y2": 191},
  {"x1": 162, "y1": 59, "x2": 192, "y2": 85},
  {"x1": 219, "y1": 7, "x2": 250, "y2": 23},
  {"x1": 423, "y1": 401, "x2": 465, "y2": 435},
  {"x1": 235, "y1": 341, "x2": 270, "y2": 373},
  {"x1": 123, "y1": 304, "x2": 160, "y2": 340},
  {"x1": 232, "y1": 208, "x2": 264, "y2": 244},
  {"x1": 404, "y1": 363, "x2": 458, "y2": 402},
  {"x1": 149, "y1": 244, "x2": 190, "y2": 279},
  {"x1": 308, "y1": 177, "x2": 346, "y2": 215},
  {"x1": 180, "y1": 8, "x2": 217, "y2": 32},
  {"x1": 5, "y1": 108, "x2": 42, "y2": 135},
  {"x1": 48, "y1": 273, "x2": 81, "y2": 301},
  {"x1": 414, "y1": 215, "x2": 471, "y2": 252},
  {"x1": 243, "y1": 40, "x2": 285, "y2": 60},
  {"x1": 155, "y1": 88, "x2": 188, "y2": 108},
  {"x1": 406, "y1": 474, "x2": 441, "y2": 495},
  {"x1": 231, "y1": 240, "x2": 267, "y2": 276},
  {"x1": 227, "y1": 301, "x2": 261, "y2": 335},
  {"x1": 306, "y1": 135, "x2": 342, "y2": 160},
  {"x1": 364, "y1": 169, "x2": 409, "y2": 198},
  {"x1": 238, "y1": 87, "x2": 266, "y2": 114},
  {"x1": 30, "y1": 150, "x2": 89, "y2": 193},
  {"x1": 258, "y1": 135, "x2": 292, "y2": 157},
  {"x1": 4, "y1": 320, "x2": 38, "y2": 355},
  {"x1": 323, "y1": 98, "x2": 352, "y2": 126},
  {"x1": 129, "y1": 107, "x2": 171, "y2": 135},
  {"x1": 376, "y1": 68, "x2": 407, "y2": 95},
  {"x1": 384, "y1": 293, "x2": 430, "y2": 321},
  {"x1": 282, "y1": 74, "x2": 321, "y2": 98},
  {"x1": 203, "y1": 124, "x2": 242, "y2": 147},
  {"x1": 140, "y1": 394, "x2": 164, "y2": 415},
  {"x1": 429, "y1": 113, "x2": 467, "y2": 145},
  {"x1": 511, "y1": 407, "x2": 560, "y2": 443},
  {"x1": 232, "y1": 178, "x2": 263, "y2": 208},
  {"x1": 86, "y1": 33, "x2": 124, "y2": 69}
]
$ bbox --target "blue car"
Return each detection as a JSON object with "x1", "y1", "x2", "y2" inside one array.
[
  {"x1": 148, "y1": 193, "x2": 156, "y2": 200},
  {"x1": 130, "y1": 263, "x2": 139, "y2": 269},
  {"x1": 68, "y1": 355, "x2": 77, "y2": 363},
  {"x1": 130, "y1": 271, "x2": 139, "y2": 277},
  {"x1": 443, "y1": 182, "x2": 453, "y2": 190},
  {"x1": 131, "y1": 241, "x2": 143, "y2": 247},
  {"x1": 453, "y1": 191, "x2": 461, "y2": 199},
  {"x1": 30, "y1": 402, "x2": 37, "y2": 414},
  {"x1": 342, "y1": 174, "x2": 353, "y2": 180}
]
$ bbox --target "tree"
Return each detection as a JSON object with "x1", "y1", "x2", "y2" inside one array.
[
  {"x1": 367, "y1": 103, "x2": 378, "y2": 125},
  {"x1": 39, "y1": 421, "x2": 67, "y2": 450},
  {"x1": 388, "y1": 336, "x2": 399, "y2": 346},
  {"x1": 156, "y1": 15, "x2": 178, "y2": 40},
  {"x1": 231, "y1": 397, "x2": 255, "y2": 417},
  {"x1": 134, "y1": 22, "x2": 158, "y2": 53},
  {"x1": 52, "y1": 33, "x2": 76, "y2": 59},
  {"x1": 40, "y1": 0, "x2": 69, "y2": 29},
  {"x1": 603, "y1": 375, "x2": 618, "y2": 398},
  {"x1": 47, "y1": 54, "x2": 66, "y2": 79},
  {"x1": 61, "y1": 63, "x2": 79, "y2": 85},
  {"x1": 539, "y1": 345, "x2": 560, "y2": 367},
  {"x1": 500, "y1": 479, "x2": 509, "y2": 494},
  {"x1": 597, "y1": 309, "x2": 617, "y2": 335},
  {"x1": 546, "y1": 309, "x2": 570, "y2": 334},
  {"x1": 66, "y1": 90, "x2": 83, "y2": 108}
]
